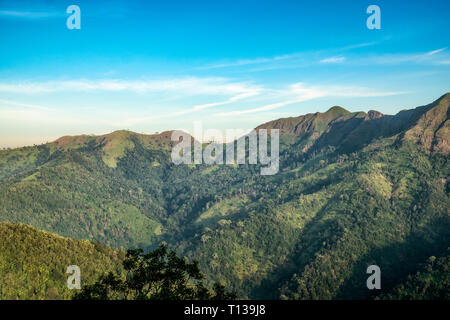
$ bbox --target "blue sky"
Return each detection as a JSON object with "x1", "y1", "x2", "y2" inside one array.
[{"x1": 0, "y1": 0, "x2": 449, "y2": 147}]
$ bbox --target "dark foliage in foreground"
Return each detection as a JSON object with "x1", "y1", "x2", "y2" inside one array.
[
  {"x1": 73, "y1": 244, "x2": 236, "y2": 300},
  {"x1": 1, "y1": 94, "x2": 449, "y2": 300}
]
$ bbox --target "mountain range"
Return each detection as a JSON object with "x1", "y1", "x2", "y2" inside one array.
[{"x1": 0, "y1": 93, "x2": 449, "y2": 299}]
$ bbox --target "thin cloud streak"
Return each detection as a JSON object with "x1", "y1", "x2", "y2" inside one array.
[
  {"x1": 0, "y1": 78, "x2": 409, "y2": 127},
  {"x1": 320, "y1": 57, "x2": 346, "y2": 64},
  {"x1": 215, "y1": 83, "x2": 407, "y2": 117},
  {"x1": 197, "y1": 54, "x2": 301, "y2": 70},
  {"x1": 356, "y1": 49, "x2": 450, "y2": 65},
  {"x1": 109, "y1": 89, "x2": 262, "y2": 127},
  {"x1": 0, "y1": 10, "x2": 61, "y2": 18},
  {"x1": 0, "y1": 78, "x2": 261, "y2": 96},
  {"x1": 426, "y1": 47, "x2": 447, "y2": 56},
  {"x1": 0, "y1": 99, "x2": 51, "y2": 111},
  {"x1": 197, "y1": 41, "x2": 383, "y2": 71},
  {"x1": 197, "y1": 42, "x2": 449, "y2": 73}
]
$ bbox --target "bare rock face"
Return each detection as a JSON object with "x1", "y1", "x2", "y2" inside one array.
[
  {"x1": 402, "y1": 93, "x2": 449, "y2": 155},
  {"x1": 367, "y1": 110, "x2": 384, "y2": 120}
]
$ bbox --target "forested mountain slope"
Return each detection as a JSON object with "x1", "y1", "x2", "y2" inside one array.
[
  {"x1": 0, "y1": 93, "x2": 448, "y2": 299},
  {"x1": 0, "y1": 222, "x2": 123, "y2": 299}
]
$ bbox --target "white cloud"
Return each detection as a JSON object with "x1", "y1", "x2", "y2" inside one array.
[
  {"x1": 211, "y1": 47, "x2": 450, "y2": 71},
  {"x1": 0, "y1": 99, "x2": 51, "y2": 111},
  {"x1": 198, "y1": 41, "x2": 384, "y2": 71},
  {"x1": 193, "y1": 91, "x2": 260, "y2": 110},
  {"x1": 109, "y1": 88, "x2": 262, "y2": 127},
  {"x1": 358, "y1": 48, "x2": 450, "y2": 65},
  {"x1": 215, "y1": 83, "x2": 406, "y2": 117},
  {"x1": 0, "y1": 10, "x2": 60, "y2": 18},
  {"x1": 198, "y1": 54, "x2": 302, "y2": 70},
  {"x1": 0, "y1": 78, "x2": 261, "y2": 96},
  {"x1": 426, "y1": 48, "x2": 447, "y2": 56},
  {"x1": 340, "y1": 41, "x2": 383, "y2": 51},
  {"x1": 199, "y1": 58, "x2": 273, "y2": 70},
  {"x1": 320, "y1": 56, "x2": 346, "y2": 64},
  {"x1": 215, "y1": 98, "x2": 306, "y2": 116},
  {"x1": 0, "y1": 77, "x2": 407, "y2": 126},
  {"x1": 0, "y1": 77, "x2": 264, "y2": 126}
]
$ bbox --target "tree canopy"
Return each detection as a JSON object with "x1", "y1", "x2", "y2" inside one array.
[{"x1": 73, "y1": 244, "x2": 236, "y2": 300}]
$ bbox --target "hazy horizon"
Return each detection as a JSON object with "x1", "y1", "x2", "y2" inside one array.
[
  {"x1": 1, "y1": 0, "x2": 449, "y2": 148},
  {"x1": 1, "y1": 94, "x2": 449, "y2": 149}
]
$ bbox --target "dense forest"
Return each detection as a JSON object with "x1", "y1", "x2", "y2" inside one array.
[
  {"x1": 0, "y1": 222, "x2": 123, "y2": 299},
  {"x1": 0, "y1": 93, "x2": 449, "y2": 299}
]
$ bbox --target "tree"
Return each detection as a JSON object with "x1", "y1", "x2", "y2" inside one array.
[{"x1": 73, "y1": 244, "x2": 236, "y2": 300}]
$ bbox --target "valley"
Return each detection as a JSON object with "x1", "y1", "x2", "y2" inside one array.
[{"x1": 0, "y1": 93, "x2": 449, "y2": 299}]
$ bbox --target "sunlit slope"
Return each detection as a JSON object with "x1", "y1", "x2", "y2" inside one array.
[
  {"x1": 0, "y1": 222, "x2": 123, "y2": 299},
  {"x1": 0, "y1": 94, "x2": 448, "y2": 299}
]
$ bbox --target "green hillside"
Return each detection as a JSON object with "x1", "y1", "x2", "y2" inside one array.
[
  {"x1": 0, "y1": 93, "x2": 449, "y2": 299},
  {"x1": 380, "y1": 250, "x2": 450, "y2": 300},
  {"x1": 0, "y1": 222, "x2": 123, "y2": 299}
]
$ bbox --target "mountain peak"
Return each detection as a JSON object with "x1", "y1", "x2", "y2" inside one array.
[
  {"x1": 436, "y1": 92, "x2": 450, "y2": 105},
  {"x1": 402, "y1": 92, "x2": 449, "y2": 154},
  {"x1": 367, "y1": 110, "x2": 384, "y2": 119},
  {"x1": 325, "y1": 106, "x2": 350, "y2": 115},
  {"x1": 51, "y1": 130, "x2": 180, "y2": 168}
]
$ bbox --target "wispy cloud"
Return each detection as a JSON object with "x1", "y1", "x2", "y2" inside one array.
[
  {"x1": 198, "y1": 41, "x2": 384, "y2": 71},
  {"x1": 339, "y1": 40, "x2": 385, "y2": 51},
  {"x1": 0, "y1": 99, "x2": 51, "y2": 111},
  {"x1": 198, "y1": 41, "x2": 448, "y2": 73},
  {"x1": 358, "y1": 48, "x2": 450, "y2": 65},
  {"x1": 0, "y1": 10, "x2": 61, "y2": 19},
  {"x1": 197, "y1": 54, "x2": 302, "y2": 70},
  {"x1": 215, "y1": 98, "x2": 308, "y2": 117},
  {"x1": 0, "y1": 77, "x2": 408, "y2": 124},
  {"x1": 319, "y1": 47, "x2": 448, "y2": 66},
  {"x1": 426, "y1": 47, "x2": 447, "y2": 56},
  {"x1": 109, "y1": 87, "x2": 262, "y2": 127},
  {"x1": 320, "y1": 56, "x2": 346, "y2": 64},
  {"x1": 215, "y1": 83, "x2": 406, "y2": 117},
  {"x1": 0, "y1": 77, "x2": 263, "y2": 127},
  {"x1": 0, "y1": 78, "x2": 260, "y2": 96},
  {"x1": 0, "y1": 77, "x2": 265, "y2": 127}
]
